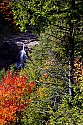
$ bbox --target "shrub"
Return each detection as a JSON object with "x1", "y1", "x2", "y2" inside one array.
[{"x1": 0, "y1": 70, "x2": 36, "y2": 125}]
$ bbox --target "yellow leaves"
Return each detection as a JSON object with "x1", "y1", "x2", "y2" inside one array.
[
  {"x1": 19, "y1": 70, "x2": 24, "y2": 77},
  {"x1": 37, "y1": 86, "x2": 47, "y2": 99},
  {"x1": 74, "y1": 58, "x2": 83, "y2": 85},
  {"x1": 43, "y1": 59, "x2": 53, "y2": 70},
  {"x1": 39, "y1": 72, "x2": 51, "y2": 84}
]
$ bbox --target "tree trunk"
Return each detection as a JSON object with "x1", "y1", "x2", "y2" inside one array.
[{"x1": 68, "y1": 0, "x2": 75, "y2": 95}]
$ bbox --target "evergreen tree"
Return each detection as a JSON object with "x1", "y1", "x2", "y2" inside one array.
[{"x1": 10, "y1": 0, "x2": 83, "y2": 76}]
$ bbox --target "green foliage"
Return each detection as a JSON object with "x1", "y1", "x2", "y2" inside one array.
[
  {"x1": 50, "y1": 85, "x2": 83, "y2": 125},
  {"x1": 8, "y1": 0, "x2": 83, "y2": 124},
  {"x1": 0, "y1": 68, "x2": 5, "y2": 82},
  {"x1": 19, "y1": 25, "x2": 69, "y2": 124},
  {"x1": 49, "y1": 74, "x2": 83, "y2": 125},
  {"x1": 10, "y1": 0, "x2": 83, "y2": 56},
  {"x1": 23, "y1": 25, "x2": 69, "y2": 94},
  {"x1": 20, "y1": 84, "x2": 53, "y2": 125},
  {"x1": 19, "y1": 69, "x2": 83, "y2": 125}
]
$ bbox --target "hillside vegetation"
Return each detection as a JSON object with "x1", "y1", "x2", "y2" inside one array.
[{"x1": 0, "y1": 0, "x2": 83, "y2": 124}]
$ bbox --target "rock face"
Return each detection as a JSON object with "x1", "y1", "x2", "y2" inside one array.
[{"x1": 0, "y1": 32, "x2": 39, "y2": 70}]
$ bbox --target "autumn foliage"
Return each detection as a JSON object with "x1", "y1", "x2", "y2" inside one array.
[
  {"x1": 0, "y1": 70, "x2": 36, "y2": 125},
  {"x1": 74, "y1": 58, "x2": 83, "y2": 85},
  {"x1": 0, "y1": 0, "x2": 19, "y2": 33}
]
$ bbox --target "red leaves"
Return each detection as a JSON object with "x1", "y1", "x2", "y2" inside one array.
[
  {"x1": 28, "y1": 82, "x2": 36, "y2": 93},
  {"x1": 0, "y1": 70, "x2": 36, "y2": 124},
  {"x1": 18, "y1": 100, "x2": 30, "y2": 111}
]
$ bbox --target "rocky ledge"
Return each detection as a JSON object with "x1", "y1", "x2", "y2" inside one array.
[{"x1": 0, "y1": 32, "x2": 39, "y2": 70}]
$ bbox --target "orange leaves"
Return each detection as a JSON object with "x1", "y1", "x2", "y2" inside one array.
[
  {"x1": 0, "y1": 0, "x2": 13, "y2": 21},
  {"x1": 74, "y1": 58, "x2": 83, "y2": 85},
  {"x1": 0, "y1": 107, "x2": 16, "y2": 124},
  {"x1": 0, "y1": 70, "x2": 36, "y2": 124},
  {"x1": 0, "y1": 0, "x2": 19, "y2": 33},
  {"x1": 28, "y1": 82, "x2": 36, "y2": 93}
]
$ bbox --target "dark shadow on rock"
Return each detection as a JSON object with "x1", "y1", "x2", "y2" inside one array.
[{"x1": 0, "y1": 42, "x2": 19, "y2": 71}]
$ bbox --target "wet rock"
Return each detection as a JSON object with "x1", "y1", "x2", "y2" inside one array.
[{"x1": 0, "y1": 32, "x2": 39, "y2": 70}]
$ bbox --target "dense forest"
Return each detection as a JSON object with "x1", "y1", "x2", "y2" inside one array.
[{"x1": 0, "y1": 0, "x2": 83, "y2": 124}]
